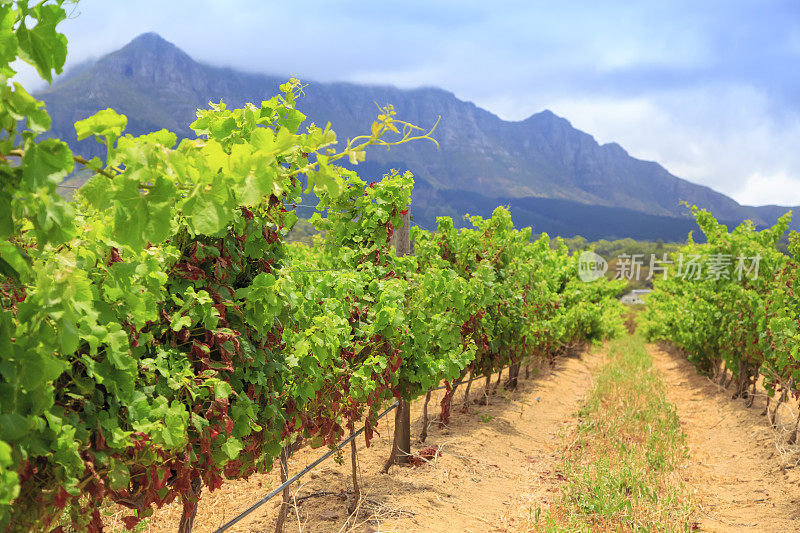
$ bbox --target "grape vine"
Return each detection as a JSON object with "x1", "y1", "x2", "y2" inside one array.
[
  {"x1": 643, "y1": 207, "x2": 800, "y2": 439},
  {"x1": 0, "y1": 2, "x2": 625, "y2": 531}
]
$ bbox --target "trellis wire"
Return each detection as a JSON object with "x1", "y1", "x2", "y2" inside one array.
[
  {"x1": 213, "y1": 400, "x2": 399, "y2": 532},
  {"x1": 214, "y1": 364, "x2": 510, "y2": 531}
]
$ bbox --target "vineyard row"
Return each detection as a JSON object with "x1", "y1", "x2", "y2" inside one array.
[
  {"x1": 0, "y1": 4, "x2": 625, "y2": 531},
  {"x1": 643, "y1": 207, "x2": 800, "y2": 441}
]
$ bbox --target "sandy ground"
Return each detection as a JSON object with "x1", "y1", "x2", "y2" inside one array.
[
  {"x1": 135, "y1": 347, "x2": 603, "y2": 533},
  {"x1": 650, "y1": 343, "x2": 800, "y2": 532}
]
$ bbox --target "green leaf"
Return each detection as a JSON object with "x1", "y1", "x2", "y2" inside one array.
[
  {"x1": 15, "y1": 4, "x2": 68, "y2": 83},
  {"x1": 183, "y1": 175, "x2": 235, "y2": 235},
  {"x1": 0, "y1": 241, "x2": 29, "y2": 279},
  {"x1": 170, "y1": 315, "x2": 192, "y2": 332},
  {"x1": 161, "y1": 403, "x2": 188, "y2": 448},
  {"x1": 0, "y1": 440, "x2": 11, "y2": 466},
  {"x1": 264, "y1": 439, "x2": 281, "y2": 458},
  {"x1": 249, "y1": 128, "x2": 277, "y2": 154},
  {"x1": 21, "y1": 139, "x2": 73, "y2": 189},
  {"x1": 105, "y1": 328, "x2": 136, "y2": 372},
  {"x1": 237, "y1": 166, "x2": 275, "y2": 206},
  {"x1": 209, "y1": 115, "x2": 236, "y2": 139},
  {"x1": 79, "y1": 174, "x2": 113, "y2": 208},
  {"x1": 112, "y1": 174, "x2": 176, "y2": 247},
  {"x1": 6, "y1": 83, "x2": 50, "y2": 132},
  {"x1": 0, "y1": 193, "x2": 12, "y2": 241},
  {"x1": 138, "y1": 129, "x2": 178, "y2": 148},
  {"x1": 0, "y1": 414, "x2": 30, "y2": 441},
  {"x1": 0, "y1": 7, "x2": 18, "y2": 69},
  {"x1": 209, "y1": 379, "x2": 233, "y2": 400},
  {"x1": 92, "y1": 360, "x2": 136, "y2": 401},
  {"x1": 278, "y1": 108, "x2": 306, "y2": 134},
  {"x1": 19, "y1": 351, "x2": 66, "y2": 391},
  {"x1": 75, "y1": 108, "x2": 127, "y2": 143},
  {"x1": 221, "y1": 437, "x2": 243, "y2": 460},
  {"x1": 107, "y1": 458, "x2": 130, "y2": 491}
]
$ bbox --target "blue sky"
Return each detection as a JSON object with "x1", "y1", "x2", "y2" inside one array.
[{"x1": 18, "y1": 0, "x2": 800, "y2": 206}]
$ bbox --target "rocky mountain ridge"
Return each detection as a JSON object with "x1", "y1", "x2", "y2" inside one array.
[{"x1": 39, "y1": 32, "x2": 797, "y2": 235}]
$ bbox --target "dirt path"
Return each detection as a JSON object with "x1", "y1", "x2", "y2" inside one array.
[
  {"x1": 649, "y1": 343, "x2": 800, "y2": 532},
  {"x1": 138, "y1": 347, "x2": 604, "y2": 532}
]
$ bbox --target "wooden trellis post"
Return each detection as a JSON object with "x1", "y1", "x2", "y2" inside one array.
[{"x1": 385, "y1": 208, "x2": 412, "y2": 469}]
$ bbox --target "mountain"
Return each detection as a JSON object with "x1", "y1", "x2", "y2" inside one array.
[{"x1": 38, "y1": 33, "x2": 797, "y2": 238}]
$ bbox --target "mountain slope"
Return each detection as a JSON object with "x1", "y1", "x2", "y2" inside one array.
[{"x1": 38, "y1": 33, "x2": 796, "y2": 234}]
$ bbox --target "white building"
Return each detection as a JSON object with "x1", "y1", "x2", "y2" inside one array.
[{"x1": 619, "y1": 289, "x2": 651, "y2": 305}]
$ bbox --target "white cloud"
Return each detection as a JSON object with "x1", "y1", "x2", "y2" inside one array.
[
  {"x1": 735, "y1": 172, "x2": 800, "y2": 206},
  {"x1": 536, "y1": 86, "x2": 800, "y2": 207},
  {"x1": 9, "y1": 0, "x2": 800, "y2": 208}
]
